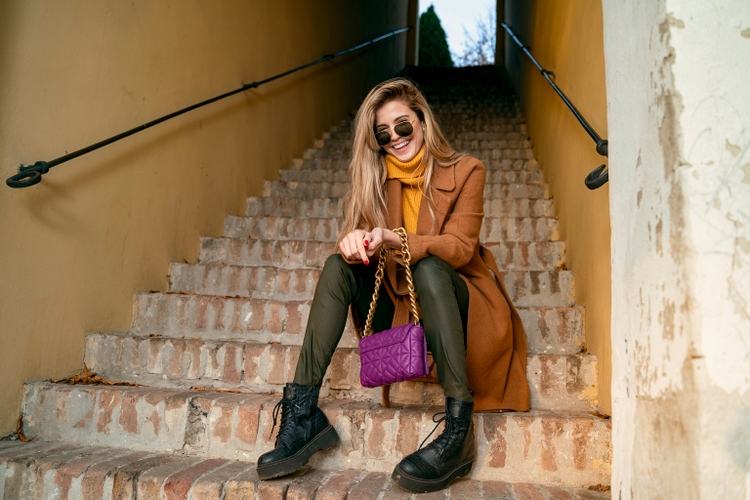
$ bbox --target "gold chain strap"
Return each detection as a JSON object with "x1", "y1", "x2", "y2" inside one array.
[{"x1": 362, "y1": 227, "x2": 420, "y2": 337}]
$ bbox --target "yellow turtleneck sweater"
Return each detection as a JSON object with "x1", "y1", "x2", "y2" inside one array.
[{"x1": 385, "y1": 146, "x2": 425, "y2": 233}]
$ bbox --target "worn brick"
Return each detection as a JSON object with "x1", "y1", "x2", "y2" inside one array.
[
  {"x1": 110, "y1": 454, "x2": 169, "y2": 500},
  {"x1": 315, "y1": 469, "x2": 363, "y2": 500},
  {"x1": 80, "y1": 451, "x2": 153, "y2": 500},
  {"x1": 513, "y1": 482, "x2": 545, "y2": 499},
  {"x1": 54, "y1": 447, "x2": 129, "y2": 500},
  {"x1": 162, "y1": 458, "x2": 228, "y2": 500},
  {"x1": 224, "y1": 468, "x2": 259, "y2": 500},
  {"x1": 188, "y1": 461, "x2": 255, "y2": 500},
  {"x1": 285, "y1": 469, "x2": 332, "y2": 500},
  {"x1": 346, "y1": 471, "x2": 389, "y2": 500}
]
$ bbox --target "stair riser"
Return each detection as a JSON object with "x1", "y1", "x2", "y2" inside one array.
[
  {"x1": 262, "y1": 181, "x2": 548, "y2": 200},
  {"x1": 304, "y1": 148, "x2": 535, "y2": 161},
  {"x1": 245, "y1": 197, "x2": 554, "y2": 219},
  {"x1": 200, "y1": 238, "x2": 565, "y2": 272},
  {"x1": 279, "y1": 168, "x2": 543, "y2": 184},
  {"x1": 290, "y1": 157, "x2": 539, "y2": 172},
  {"x1": 164, "y1": 264, "x2": 574, "y2": 307},
  {"x1": 132, "y1": 294, "x2": 582, "y2": 351},
  {"x1": 328, "y1": 131, "x2": 531, "y2": 143},
  {"x1": 85, "y1": 335, "x2": 598, "y2": 412},
  {"x1": 221, "y1": 216, "x2": 560, "y2": 244},
  {"x1": 22, "y1": 384, "x2": 611, "y2": 487}
]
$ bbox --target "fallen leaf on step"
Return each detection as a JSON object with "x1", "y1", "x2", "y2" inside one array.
[
  {"x1": 17, "y1": 415, "x2": 34, "y2": 442},
  {"x1": 50, "y1": 364, "x2": 141, "y2": 387}
]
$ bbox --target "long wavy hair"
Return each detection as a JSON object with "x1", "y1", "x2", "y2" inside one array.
[{"x1": 338, "y1": 78, "x2": 463, "y2": 241}]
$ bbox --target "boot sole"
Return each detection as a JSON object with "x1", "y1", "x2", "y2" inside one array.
[
  {"x1": 392, "y1": 458, "x2": 474, "y2": 493},
  {"x1": 256, "y1": 425, "x2": 340, "y2": 480}
]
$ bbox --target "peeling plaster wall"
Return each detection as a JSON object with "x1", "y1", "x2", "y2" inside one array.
[{"x1": 603, "y1": 0, "x2": 750, "y2": 498}]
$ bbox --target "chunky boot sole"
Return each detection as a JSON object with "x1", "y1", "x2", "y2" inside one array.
[
  {"x1": 392, "y1": 458, "x2": 473, "y2": 493},
  {"x1": 256, "y1": 425, "x2": 340, "y2": 480}
]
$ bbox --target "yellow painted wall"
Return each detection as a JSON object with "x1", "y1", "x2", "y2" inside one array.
[
  {"x1": 0, "y1": 0, "x2": 409, "y2": 436},
  {"x1": 504, "y1": 0, "x2": 612, "y2": 413}
]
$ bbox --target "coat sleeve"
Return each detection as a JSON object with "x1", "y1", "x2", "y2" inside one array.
[{"x1": 406, "y1": 160, "x2": 485, "y2": 269}]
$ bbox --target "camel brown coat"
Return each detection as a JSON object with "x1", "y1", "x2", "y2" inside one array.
[{"x1": 378, "y1": 155, "x2": 530, "y2": 412}]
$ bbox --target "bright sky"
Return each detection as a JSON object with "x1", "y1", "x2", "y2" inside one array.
[{"x1": 420, "y1": 0, "x2": 496, "y2": 61}]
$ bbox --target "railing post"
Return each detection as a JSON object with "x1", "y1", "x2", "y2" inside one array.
[
  {"x1": 495, "y1": 0, "x2": 506, "y2": 66},
  {"x1": 406, "y1": 0, "x2": 420, "y2": 66}
]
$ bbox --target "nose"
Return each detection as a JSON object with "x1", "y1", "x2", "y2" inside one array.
[{"x1": 389, "y1": 127, "x2": 401, "y2": 143}]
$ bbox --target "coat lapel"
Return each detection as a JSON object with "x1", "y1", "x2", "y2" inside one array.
[
  {"x1": 416, "y1": 164, "x2": 456, "y2": 235},
  {"x1": 385, "y1": 179, "x2": 403, "y2": 230}
]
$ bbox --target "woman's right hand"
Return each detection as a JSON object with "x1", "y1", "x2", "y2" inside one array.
[
  {"x1": 339, "y1": 229, "x2": 370, "y2": 264},
  {"x1": 339, "y1": 228, "x2": 401, "y2": 265}
]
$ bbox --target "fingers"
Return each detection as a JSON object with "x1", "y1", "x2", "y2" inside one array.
[
  {"x1": 339, "y1": 230, "x2": 370, "y2": 264},
  {"x1": 355, "y1": 237, "x2": 369, "y2": 265}
]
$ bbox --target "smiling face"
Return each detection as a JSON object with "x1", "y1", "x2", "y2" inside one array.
[{"x1": 374, "y1": 99, "x2": 424, "y2": 162}]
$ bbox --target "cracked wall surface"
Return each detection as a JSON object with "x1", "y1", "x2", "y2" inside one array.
[{"x1": 603, "y1": 0, "x2": 750, "y2": 498}]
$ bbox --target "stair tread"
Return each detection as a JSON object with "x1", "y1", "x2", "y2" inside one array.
[{"x1": 0, "y1": 440, "x2": 611, "y2": 499}]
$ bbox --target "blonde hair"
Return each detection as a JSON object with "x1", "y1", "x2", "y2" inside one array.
[{"x1": 338, "y1": 78, "x2": 463, "y2": 241}]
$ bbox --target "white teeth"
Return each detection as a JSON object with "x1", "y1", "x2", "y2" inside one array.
[{"x1": 393, "y1": 140, "x2": 410, "y2": 150}]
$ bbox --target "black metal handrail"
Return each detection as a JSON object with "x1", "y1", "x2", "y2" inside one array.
[
  {"x1": 6, "y1": 26, "x2": 412, "y2": 189},
  {"x1": 501, "y1": 23, "x2": 608, "y2": 190}
]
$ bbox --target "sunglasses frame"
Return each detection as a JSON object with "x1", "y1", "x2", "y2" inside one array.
[{"x1": 374, "y1": 117, "x2": 418, "y2": 147}]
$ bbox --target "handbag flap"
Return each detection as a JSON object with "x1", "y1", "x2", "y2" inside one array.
[{"x1": 358, "y1": 323, "x2": 419, "y2": 354}]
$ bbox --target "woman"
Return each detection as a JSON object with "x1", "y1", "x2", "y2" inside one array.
[{"x1": 256, "y1": 78, "x2": 530, "y2": 493}]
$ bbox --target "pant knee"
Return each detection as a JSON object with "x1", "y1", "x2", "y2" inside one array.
[{"x1": 412, "y1": 256, "x2": 453, "y2": 298}]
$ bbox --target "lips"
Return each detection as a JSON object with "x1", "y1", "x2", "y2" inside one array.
[{"x1": 392, "y1": 139, "x2": 411, "y2": 150}]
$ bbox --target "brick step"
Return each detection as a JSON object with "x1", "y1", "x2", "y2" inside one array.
[
  {"x1": 278, "y1": 166, "x2": 543, "y2": 184},
  {"x1": 261, "y1": 180, "x2": 548, "y2": 200},
  {"x1": 21, "y1": 383, "x2": 612, "y2": 487},
  {"x1": 141, "y1": 271, "x2": 574, "y2": 333},
  {"x1": 303, "y1": 148, "x2": 535, "y2": 162},
  {"x1": 163, "y1": 263, "x2": 573, "y2": 306},
  {"x1": 305, "y1": 140, "x2": 533, "y2": 155},
  {"x1": 245, "y1": 196, "x2": 554, "y2": 218},
  {"x1": 85, "y1": 334, "x2": 598, "y2": 412},
  {"x1": 197, "y1": 238, "x2": 565, "y2": 272},
  {"x1": 0, "y1": 441, "x2": 610, "y2": 499},
  {"x1": 289, "y1": 157, "x2": 539, "y2": 172},
  {"x1": 317, "y1": 131, "x2": 531, "y2": 147},
  {"x1": 220, "y1": 215, "x2": 560, "y2": 243},
  {"x1": 132, "y1": 293, "x2": 583, "y2": 351}
]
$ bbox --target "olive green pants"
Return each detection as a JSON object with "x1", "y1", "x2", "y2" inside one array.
[{"x1": 294, "y1": 254, "x2": 473, "y2": 403}]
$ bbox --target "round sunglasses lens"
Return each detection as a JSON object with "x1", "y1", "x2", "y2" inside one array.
[
  {"x1": 375, "y1": 131, "x2": 392, "y2": 146},
  {"x1": 394, "y1": 121, "x2": 414, "y2": 137}
]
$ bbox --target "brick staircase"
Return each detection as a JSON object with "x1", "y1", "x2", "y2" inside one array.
[{"x1": 0, "y1": 67, "x2": 611, "y2": 499}]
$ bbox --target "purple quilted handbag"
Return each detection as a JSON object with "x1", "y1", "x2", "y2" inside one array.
[{"x1": 359, "y1": 228, "x2": 429, "y2": 388}]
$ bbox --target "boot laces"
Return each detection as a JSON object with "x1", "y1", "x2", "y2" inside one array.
[
  {"x1": 418, "y1": 410, "x2": 459, "y2": 455},
  {"x1": 270, "y1": 397, "x2": 299, "y2": 446}
]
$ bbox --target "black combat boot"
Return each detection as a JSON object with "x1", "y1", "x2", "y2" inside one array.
[
  {"x1": 256, "y1": 383, "x2": 339, "y2": 480},
  {"x1": 392, "y1": 397, "x2": 475, "y2": 493}
]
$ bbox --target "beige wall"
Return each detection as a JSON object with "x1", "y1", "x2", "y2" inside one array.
[
  {"x1": 0, "y1": 0, "x2": 408, "y2": 436},
  {"x1": 503, "y1": 0, "x2": 612, "y2": 414}
]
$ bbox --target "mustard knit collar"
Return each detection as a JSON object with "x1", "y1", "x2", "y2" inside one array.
[{"x1": 385, "y1": 146, "x2": 426, "y2": 186}]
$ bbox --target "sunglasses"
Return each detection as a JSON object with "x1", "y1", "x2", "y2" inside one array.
[{"x1": 375, "y1": 118, "x2": 418, "y2": 146}]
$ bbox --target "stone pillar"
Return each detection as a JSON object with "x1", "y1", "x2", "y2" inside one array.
[{"x1": 603, "y1": 0, "x2": 750, "y2": 498}]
